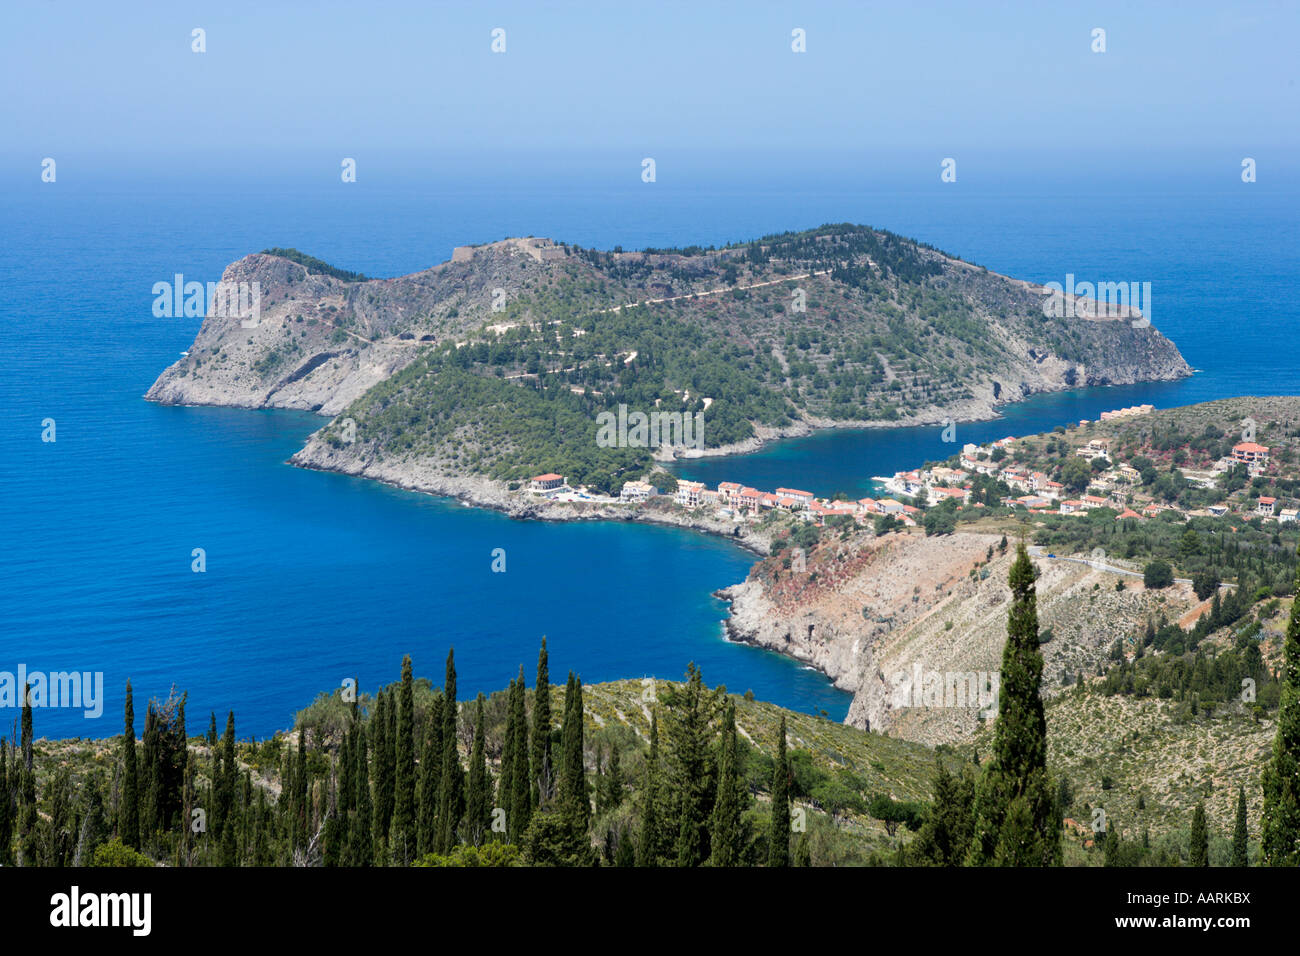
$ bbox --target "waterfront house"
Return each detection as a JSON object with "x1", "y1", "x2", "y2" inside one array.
[{"x1": 530, "y1": 473, "x2": 565, "y2": 492}]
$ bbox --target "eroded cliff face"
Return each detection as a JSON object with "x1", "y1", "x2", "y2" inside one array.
[{"x1": 722, "y1": 531, "x2": 1200, "y2": 746}]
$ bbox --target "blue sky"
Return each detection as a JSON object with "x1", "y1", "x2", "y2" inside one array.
[{"x1": 2, "y1": 1, "x2": 1296, "y2": 174}]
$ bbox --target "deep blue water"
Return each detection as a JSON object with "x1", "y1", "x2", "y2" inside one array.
[{"x1": 2, "y1": 159, "x2": 1297, "y2": 737}]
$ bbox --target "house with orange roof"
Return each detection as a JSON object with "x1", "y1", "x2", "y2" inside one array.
[
  {"x1": 775, "y1": 488, "x2": 815, "y2": 507},
  {"x1": 530, "y1": 473, "x2": 565, "y2": 492},
  {"x1": 1257, "y1": 496, "x2": 1277, "y2": 516},
  {"x1": 1233, "y1": 442, "x2": 1270, "y2": 464}
]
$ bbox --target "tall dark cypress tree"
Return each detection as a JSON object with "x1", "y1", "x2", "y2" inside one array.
[
  {"x1": 0, "y1": 741, "x2": 12, "y2": 867},
  {"x1": 508, "y1": 671, "x2": 532, "y2": 842},
  {"x1": 392, "y1": 656, "x2": 417, "y2": 864},
  {"x1": 464, "y1": 694, "x2": 490, "y2": 846},
  {"x1": 531, "y1": 638, "x2": 554, "y2": 807},
  {"x1": 601, "y1": 743, "x2": 624, "y2": 815},
  {"x1": 1262, "y1": 552, "x2": 1300, "y2": 865},
  {"x1": 379, "y1": 691, "x2": 399, "y2": 847},
  {"x1": 1190, "y1": 802, "x2": 1209, "y2": 867},
  {"x1": 767, "y1": 714, "x2": 790, "y2": 868},
  {"x1": 497, "y1": 678, "x2": 518, "y2": 834},
  {"x1": 416, "y1": 693, "x2": 443, "y2": 857},
  {"x1": 292, "y1": 721, "x2": 308, "y2": 855},
  {"x1": 435, "y1": 649, "x2": 464, "y2": 852},
  {"x1": 219, "y1": 712, "x2": 238, "y2": 866},
  {"x1": 969, "y1": 543, "x2": 1061, "y2": 866},
  {"x1": 1232, "y1": 786, "x2": 1249, "y2": 867},
  {"x1": 559, "y1": 672, "x2": 590, "y2": 836},
  {"x1": 709, "y1": 699, "x2": 744, "y2": 866},
  {"x1": 668, "y1": 663, "x2": 714, "y2": 867},
  {"x1": 119, "y1": 680, "x2": 139, "y2": 850},
  {"x1": 350, "y1": 723, "x2": 373, "y2": 867},
  {"x1": 637, "y1": 710, "x2": 663, "y2": 867},
  {"x1": 19, "y1": 686, "x2": 38, "y2": 865},
  {"x1": 140, "y1": 704, "x2": 159, "y2": 846}
]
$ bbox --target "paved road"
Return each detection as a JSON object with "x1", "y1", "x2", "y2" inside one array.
[{"x1": 1026, "y1": 546, "x2": 1236, "y2": 589}]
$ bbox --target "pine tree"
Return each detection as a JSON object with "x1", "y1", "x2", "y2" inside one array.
[
  {"x1": 531, "y1": 638, "x2": 554, "y2": 807},
  {"x1": 767, "y1": 715, "x2": 790, "y2": 868},
  {"x1": 435, "y1": 649, "x2": 464, "y2": 852},
  {"x1": 969, "y1": 544, "x2": 1060, "y2": 866},
  {"x1": 1262, "y1": 553, "x2": 1300, "y2": 865},
  {"x1": 1232, "y1": 786, "x2": 1249, "y2": 867},
  {"x1": 416, "y1": 692, "x2": 443, "y2": 857},
  {"x1": 119, "y1": 680, "x2": 140, "y2": 850},
  {"x1": 637, "y1": 711, "x2": 663, "y2": 867},
  {"x1": 709, "y1": 699, "x2": 745, "y2": 866},
  {"x1": 464, "y1": 694, "x2": 490, "y2": 846},
  {"x1": 1190, "y1": 802, "x2": 1209, "y2": 867},
  {"x1": 391, "y1": 655, "x2": 417, "y2": 864}
]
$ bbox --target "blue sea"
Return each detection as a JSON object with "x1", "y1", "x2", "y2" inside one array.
[{"x1": 3, "y1": 154, "x2": 1297, "y2": 737}]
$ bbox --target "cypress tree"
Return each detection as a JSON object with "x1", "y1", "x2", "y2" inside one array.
[
  {"x1": 969, "y1": 544, "x2": 1060, "y2": 866},
  {"x1": 1232, "y1": 786, "x2": 1249, "y2": 867},
  {"x1": 1262, "y1": 552, "x2": 1300, "y2": 865},
  {"x1": 374, "y1": 691, "x2": 396, "y2": 846},
  {"x1": 292, "y1": 722, "x2": 308, "y2": 854},
  {"x1": 416, "y1": 693, "x2": 443, "y2": 857},
  {"x1": 637, "y1": 711, "x2": 663, "y2": 867},
  {"x1": 140, "y1": 704, "x2": 159, "y2": 846},
  {"x1": 911, "y1": 762, "x2": 976, "y2": 866},
  {"x1": 207, "y1": 712, "x2": 218, "y2": 749},
  {"x1": 559, "y1": 672, "x2": 590, "y2": 835},
  {"x1": 709, "y1": 699, "x2": 745, "y2": 866},
  {"x1": 350, "y1": 723, "x2": 373, "y2": 867},
  {"x1": 392, "y1": 655, "x2": 417, "y2": 864},
  {"x1": 767, "y1": 714, "x2": 790, "y2": 868},
  {"x1": 793, "y1": 833, "x2": 812, "y2": 867},
  {"x1": 498, "y1": 678, "x2": 517, "y2": 828},
  {"x1": 464, "y1": 694, "x2": 490, "y2": 846},
  {"x1": 19, "y1": 688, "x2": 38, "y2": 865},
  {"x1": 669, "y1": 663, "x2": 713, "y2": 867},
  {"x1": 601, "y1": 743, "x2": 624, "y2": 815},
  {"x1": 1190, "y1": 802, "x2": 1209, "y2": 867},
  {"x1": 531, "y1": 637, "x2": 554, "y2": 807},
  {"x1": 0, "y1": 742, "x2": 11, "y2": 867},
  {"x1": 435, "y1": 649, "x2": 464, "y2": 852},
  {"x1": 219, "y1": 713, "x2": 238, "y2": 866},
  {"x1": 119, "y1": 680, "x2": 139, "y2": 850},
  {"x1": 508, "y1": 671, "x2": 532, "y2": 841}
]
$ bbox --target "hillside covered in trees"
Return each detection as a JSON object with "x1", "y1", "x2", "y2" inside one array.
[
  {"x1": 5, "y1": 545, "x2": 1297, "y2": 868},
  {"x1": 149, "y1": 225, "x2": 1191, "y2": 497}
]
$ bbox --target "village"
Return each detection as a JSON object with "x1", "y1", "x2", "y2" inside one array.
[{"x1": 525, "y1": 404, "x2": 1296, "y2": 532}]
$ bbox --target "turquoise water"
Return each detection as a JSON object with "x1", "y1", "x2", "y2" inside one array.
[{"x1": 2, "y1": 164, "x2": 1296, "y2": 736}]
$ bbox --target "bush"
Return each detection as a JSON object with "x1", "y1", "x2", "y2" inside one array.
[{"x1": 1143, "y1": 559, "x2": 1174, "y2": 589}]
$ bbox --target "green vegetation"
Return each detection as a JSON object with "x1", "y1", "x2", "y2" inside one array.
[
  {"x1": 319, "y1": 223, "x2": 1181, "y2": 493},
  {"x1": 261, "y1": 247, "x2": 370, "y2": 282}
]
